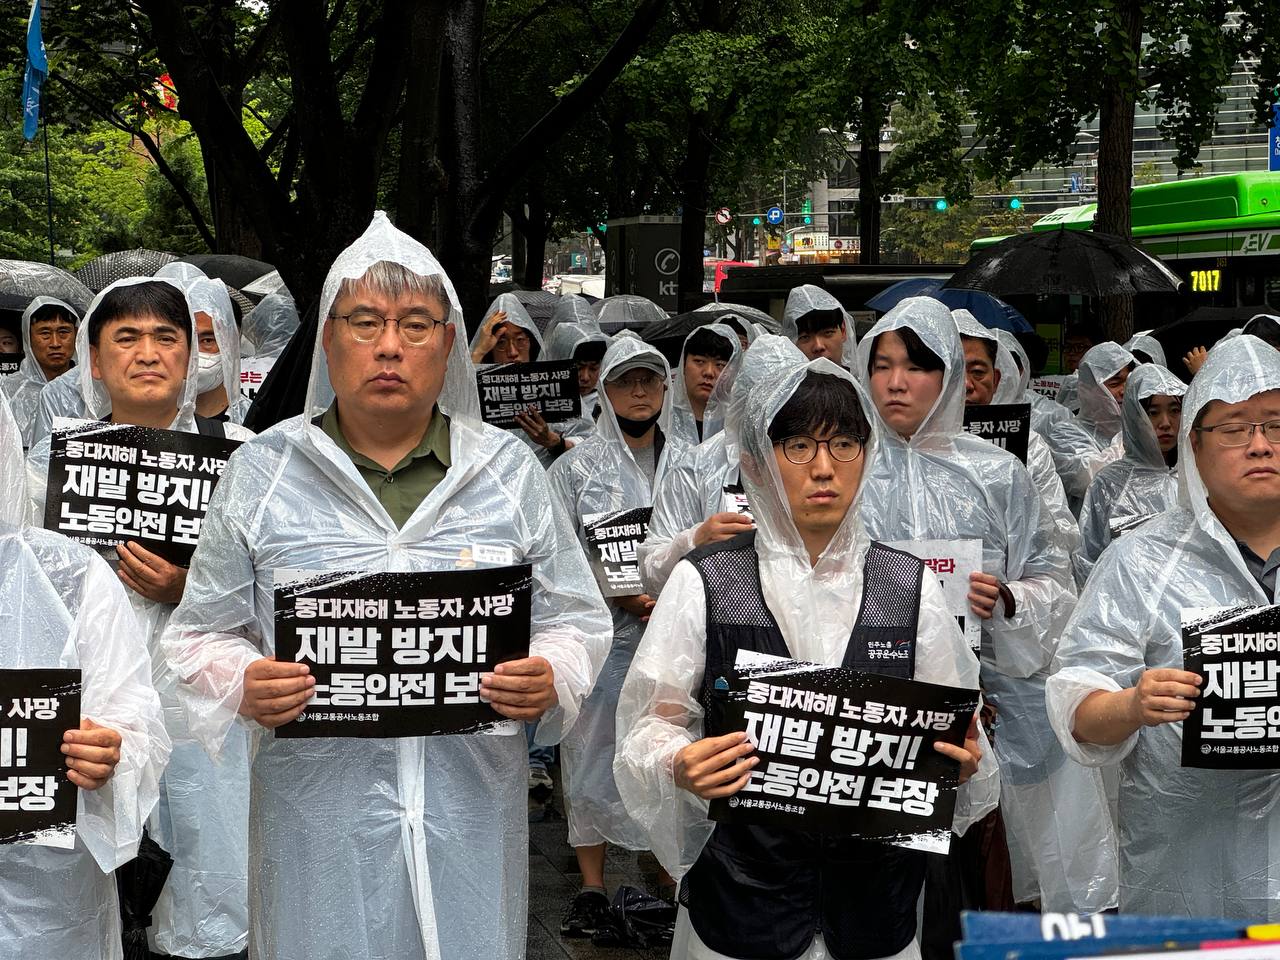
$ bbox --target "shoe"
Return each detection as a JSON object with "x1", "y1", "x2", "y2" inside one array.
[
  {"x1": 528, "y1": 767, "x2": 553, "y2": 793},
  {"x1": 560, "y1": 889, "x2": 610, "y2": 938}
]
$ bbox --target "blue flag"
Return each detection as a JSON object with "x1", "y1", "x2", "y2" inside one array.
[{"x1": 22, "y1": 0, "x2": 47, "y2": 141}]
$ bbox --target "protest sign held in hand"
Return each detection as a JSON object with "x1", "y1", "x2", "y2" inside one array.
[
  {"x1": 476, "y1": 360, "x2": 580, "y2": 428},
  {"x1": 239, "y1": 356, "x2": 275, "y2": 403},
  {"x1": 0, "y1": 669, "x2": 81, "y2": 848},
  {"x1": 886, "y1": 539, "x2": 984, "y2": 654},
  {"x1": 43, "y1": 418, "x2": 241, "y2": 566},
  {"x1": 1182, "y1": 604, "x2": 1280, "y2": 769},
  {"x1": 706, "y1": 651, "x2": 977, "y2": 854},
  {"x1": 273, "y1": 565, "x2": 532, "y2": 739},
  {"x1": 721, "y1": 485, "x2": 751, "y2": 516},
  {"x1": 962, "y1": 403, "x2": 1031, "y2": 464},
  {"x1": 1029, "y1": 376, "x2": 1066, "y2": 400},
  {"x1": 0, "y1": 353, "x2": 19, "y2": 377},
  {"x1": 583, "y1": 507, "x2": 652, "y2": 598}
]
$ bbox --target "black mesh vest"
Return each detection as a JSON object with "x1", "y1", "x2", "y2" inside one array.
[{"x1": 683, "y1": 530, "x2": 927, "y2": 960}]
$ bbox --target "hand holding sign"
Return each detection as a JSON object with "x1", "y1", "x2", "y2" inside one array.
[
  {"x1": 674, "y1": 731, "x2": 758, "y2": 799},
  {"x1": 932, "y1": 712, "x2": 981, "y2": 785},
  {"x1": 479, "y1": 656, "x2": 557, "y2": 721},
  {"x1": 614, "y1": 593, "x2": 656, "y2": 621},
  {"x1": 513, "y1": 407, "x2": 560, "y2": 449},
  {"x1": 61, "y1": 718, "x2": 122, "y2": 791},
  {"x1": 116, "y1": 540, "x2": 188, "y2": 603},
  {"x1": 694, "y1": 512, "x2": 754, "y2": 547},
  {"x1": 240, "y1": 657, "x2": 315, "y2": 729},
  {"x1": 1132, "y1": 668, "x2": 1201, "y2": 726},
  {"x1": 968, "y1": 572, "x2": 1002, "y2": 620}
]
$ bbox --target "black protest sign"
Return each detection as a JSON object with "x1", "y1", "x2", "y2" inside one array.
[
  {"x1": 963, "y1": 403, "x2": 1031, "y2": 464},
  {"x1": 477, "y1": 360, "x2": 581, "y2": 428},
  {"x1": 583, "y1": 506, "x2": 652, "y2": 598},
  {"x1": 1108, "y1": 513, "x2": 1158, "y2": 540},
  {"x1": 707, "y1": 656, "x2": 977, "y2": 853},
  {"x1": 1182, "y1": 604, "x2": 1280, "y2": 769},
  {"x1": 273, "y1": 565, "x2": 532, "y2": 738},
  {"x1": 0, "y1": 669, "x2": 81, "y2": 847},
  {"x1": 43, "y1": 420, "x2": 241, "y2": 566},
  {"x1": 0, "y1": 353, "x2": 20, "y2": 377}
]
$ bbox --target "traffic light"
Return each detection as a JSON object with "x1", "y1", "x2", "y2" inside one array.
[
  {"x1": 803, "y1": 215, "x2": 812, "y2": 225},
  {"x1": 752, "y1": 216, "x2": 762, "y2": 226},
  {"x1": 802, "y1": 197, "x2": 812, "y2": 214},
  {"x1": 934, "y1": 199, "x2": 949, "y2": 212},
  {"x1": 1009, "y1": 197, "x2": 1022, "y2": 210}
]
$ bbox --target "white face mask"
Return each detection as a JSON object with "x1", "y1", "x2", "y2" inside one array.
[{"x1": 195, "y1": 351, "x2": 224, "y2": 394}]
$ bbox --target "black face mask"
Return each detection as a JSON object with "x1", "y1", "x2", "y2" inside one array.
[{"x1": 616, "y1": 410, "x2": 661, "y2": 437}]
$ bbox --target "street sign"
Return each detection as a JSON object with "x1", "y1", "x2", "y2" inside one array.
[
  {"x1": 833, "y1": 239, "x2": 844, "y2": 250},
  {"x1": 1270, "y1": 105, "x2": 1280, "y2": 173},
  {"x1": 766, "y1": 206, "x2": 784, "y2": 226},
  {"x1": 714, "y1": 207, "x2": 732, "y2": 225}
]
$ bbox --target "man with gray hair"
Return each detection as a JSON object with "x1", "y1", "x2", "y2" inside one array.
[{"x1": 162, "y1": 213, "x2": 611, "y2": 960}]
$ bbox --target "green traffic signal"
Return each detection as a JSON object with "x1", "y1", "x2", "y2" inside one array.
[
  {"x1": 752, "y1": 216, "x2": 762, "y2": 226},
  {"x1": 934, "y1": 199, "x2": 948, "y2": 211},
  {"x1": 803, "y1": 215, "x2": 812, "y2": 225},
  {"x1": 1009, "y1": 197, "x2": 1022, "y2": 210}
]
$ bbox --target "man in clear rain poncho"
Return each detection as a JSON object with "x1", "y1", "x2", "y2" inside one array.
[
  {"x1": 548, "y1": 336, "x2": 693, "y2": 935},
  {"x1": 0, "y1": 385, "x2": 170, "y2": 960},
  {"x1": 854, "y1": 297, "x2": 1117, "y2": 914},
  {"x1": 614, "y1": 357, "x2": 996, "y2": 960},
  {"x1": 544, "y1": 319, "x2": 610, "y2": 423},
  {"x1": 2, "y1": 296, "x2": 78, "y2": 448},
  {"x1": 1074, "y1": 363, "x2": 1186, "y2": 586},
  {"x1": 1048, "y1": 333, "x2": 1280, "y2": 919},
  {"x1": 24, "y1": 277, "x2": 255, "y2": 960},
  {"x1": 160, "y1": 212, "x2": 611, "y2": 960},
  {"x1": 668, "y1": 324, "x2": 740, "y2": 446},
  {"x1": 953, "y1": 311, "x2": 1079, "y2": 556},
  {"x1": 638, "y1": 334, "x2": 806, "y2": 595},
  {"x1": 995, "y1": 330, "x2": 1072, "y2": 435},
  {"x1": 185, "y1": 276, "x2": 252, "y2": 425},
  {"x1": 782, "y1": 284, "x2": 856, "y2": 366},
  {"x1": 1045, "y1": 342, "x2": 1136, "y2": 511},
  {"x1": 469, "y1": 292, "x2": 595, "y2": 465}
]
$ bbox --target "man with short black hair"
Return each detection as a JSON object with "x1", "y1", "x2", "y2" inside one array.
[
  {"x1": 2, "y1": 297, "x2": 78, "y2": 447},
  {"x1": 671, "y1": 324, "x2": 738, "y2": 444},
  {"x1": 783, "y1": 284, "x2": 851, "y2": 363}
]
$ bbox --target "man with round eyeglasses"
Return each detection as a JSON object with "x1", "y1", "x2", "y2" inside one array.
[{"x1": 1050, "y1": 333, "x2": 1280, "y2": 919}]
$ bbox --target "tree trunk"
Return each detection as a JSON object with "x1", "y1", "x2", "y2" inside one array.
[
  {"x1": 199, "y1": 142, "x2": 264, "y2": 257},
  {"x1": 521, "y1": 195, "x2": 548, "y2": 289},
  {"x1": 511, "y1": 215, "x2": 527, "y2": 286},
  {"x1": 677, "y1": 110, "x2": 714, "y2": 310},
  {"x1": 857, "y1": 98, "x2": 883, "y2": 266},
  {"x1": 397, "y1": 2, "x2": 450, "y2": 247},
  {"x1": 1095, "y1": 0, "x2": 1144, "y2": 342}
]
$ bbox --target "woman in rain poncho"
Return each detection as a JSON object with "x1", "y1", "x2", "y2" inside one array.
[
  {"x1": 544, "y1": 319, "x2": 610, "y2": 422},
  {"x1": 855, "y1": 297, "x2": 1116, "y2": 914},
  {"x1": 668, "y1": 323, "x2": 741, "y2": 446},
  {"x1": 470, "y1": 292, "x2": 594, "y2": 466},
  {"x1": 548, "y1": 336, "x2": 694, "y2": 934},
  {"x1": 615, "y1": 358, "x2": 997, "y2": 960},
  {"x1": 954, "y1": 311, "x2": 1079, "y2": 555},
  {"x1": 995, "y1": 330, "x2": 1072, "y2": 435},
  {"x1": 0, "y1": 389, "x2": 170, "y2": 960},
  {"x1": 2, "y1": 296, "x2": 78, "y2": 448},
  {"x1": 1074, "y1": 363, "x2": 1186, "y2": 585},
  {"x1": 1048, "y1": 333, "x2": 1280, "y2": 919},
  {"x1": 638, "y1": 334, "x2": 805, "y2": 595},
  {"x1": 160, "y1": 212, "x2": 612, "y2": 960},
  {"x1": 782, "y1": 283, "x2": 856, "y2": 366},
  {"x1": 1046, "y1": 343, "x2": 1136, "y2": 509},
  {"x1": 24, "y1": 277, "x2": 255, "y2": 959}
]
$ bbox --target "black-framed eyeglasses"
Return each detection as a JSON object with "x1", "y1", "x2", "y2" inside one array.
[
  {"x1": 330, "y1": 310, "x2": 446, "y2": 346},
  {"x1": 1194, "y1": 419, "x2": 1280, "y2": 447},
  {"x1": 774, "y1": 434, "x2": 866, "y2": 464}
]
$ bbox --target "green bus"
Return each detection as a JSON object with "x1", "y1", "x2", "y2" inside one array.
[{"x1": 972, "y1": 172, "x2": 1280, "y2": 311}]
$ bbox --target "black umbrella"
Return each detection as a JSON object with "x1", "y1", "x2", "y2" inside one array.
[
  {"x1": 510, "y1": 289, "x2": 560, "y2": 332},
  {"x1": 74, "y1": 249, "x2": 179, "y2": 292},
  {"x1": 0, "y1": 259, "x2": 95, "y2": 313},
  {"x1": 115, "y1": 831, "x2": 174, "y2": 960},
  {"x1": 944, "y1": 229, "x2": 1183, "y2": 298},
  {"x1": 179, "y1": 253, "x2": 277, "y2": 291},
  {"x1": 1148, "y1": 305, "x2": 1265, "y2": 381}
]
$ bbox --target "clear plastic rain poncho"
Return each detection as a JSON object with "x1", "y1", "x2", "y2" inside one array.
[
  {"x1": 855, "y1": 298, "x2": 1116, "y2": 914},
  {"x1": 614, "y1": 358, "x2": 999, "y2": 909},
  {"x1": 1046, "y1": 343, "x2": 1136, "y2": 506},
  {"x1": 0, "y1": 390, "x2": 170, "y2": 960},
  {"x1": 698, "y1": 300, "x2": 778, "y2": 336},
  {"x1": 1075, "y1": 363, "x2": 1186, "y2": 585},
  {"x1": 1048, "y1": 333, "x2": 1280, "y2": 919},
  {"x1": 24, "y1": 275, "x2": 254, "y2": 958},
  {"x1": 28, "y1": 366, "x2": 86, "y2": 449},
  {"x1": 595, "y1": 293, "x2": 667, "y2": 333},
  {"x1": 1123, "y1": 332, "x2": 1168, "y2": 367},
  {"x1": 185, "y1": 276, "x2": 251, "y2": 424},
  {"x1": 1, "y1": 296, "x2": 78, "y2": 448},
  {"x1": 159, "y1": 211, "x2": 612, "y2": 960},
  {"x1": 995, "y1": 330, "x2": 1072, "y2": 434},
  {"x1": 638, "y1": 335, "x2": 804, "y2": 595},
  {"x1": 472, "y1": 293, "x2": 594, "y2": 467},
  {"x1": 669, "y1": 323, "x2": 742, "y2": 446},
  {"x1": 153, "y1": 262, "x2": 207, "y2": 284},
  {"x1": 242, "y1": 291, "x2": 300, "y2": 359},
  {"x1": 954, "y1": 311, "x2": 1079, "y2": 555},
  {"x1": 543, "y1": 292, "x2": 600, "y2": 343},
  {"x1": 1056, "y1": 373, "x2": 1080, "y2": 414},
  {"x1": 548, "y1": 337, "x2": 691, "y2": 849},
  {"x1": 781, "y1": 283, "x2": 857, "y2": 368},
  {"x1": 544, "y1": 318, "x2": 610, "y2": 422}
]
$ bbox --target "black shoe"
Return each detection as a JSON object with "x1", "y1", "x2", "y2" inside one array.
[{"x1": 560, "y1": 889, "x2": 610, "y2": 938}]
